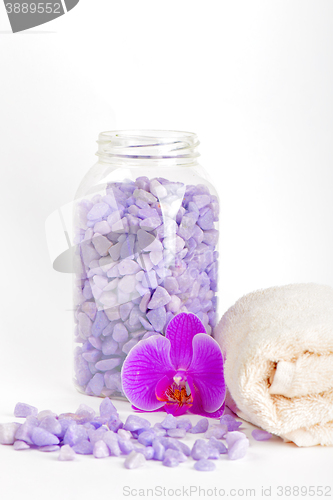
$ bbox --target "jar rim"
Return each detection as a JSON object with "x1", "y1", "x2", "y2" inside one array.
[{"x1": 96, "y1": 129, "x2": 200, "y2": 160}]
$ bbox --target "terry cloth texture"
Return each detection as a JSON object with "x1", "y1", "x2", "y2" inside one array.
[{"x1": 214, "y1": 283, "x2": 333, "y2": 446}]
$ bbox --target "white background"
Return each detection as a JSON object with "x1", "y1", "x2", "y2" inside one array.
[{"x1": 0, "y1": 1, "x2": 332, "y2": 499}]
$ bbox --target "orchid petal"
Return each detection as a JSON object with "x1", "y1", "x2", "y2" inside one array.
[
  {"x1": 165, "y1": 312, "x2": 206, "y2": 370},
  {"x1": 187, "y1": 375, "x2": 226, "y2": 418},
  {"x1": 155, "y1": 374, "x2": 174, "y2": 402},
  {"x1": 131, "y1": 405, "x2": 164, "y2": 414},
  {"x1": 121, "y1": 335, "x2": 174, "y2": 411},
  {"x1": 187, "y1": 334, "x2": 225, "y2": 413},
  {"x1": 164, "y1": 403, "x2": 189, "y2": 416}
]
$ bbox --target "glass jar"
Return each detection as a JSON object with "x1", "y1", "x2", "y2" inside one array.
[{"x1": 73, "y1": 130, "x2": 219, "y2": 399}]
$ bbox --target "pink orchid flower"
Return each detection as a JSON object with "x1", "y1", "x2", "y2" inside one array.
[{"x1": 121, "y1": 312, "x2": 225, "y2": 417}]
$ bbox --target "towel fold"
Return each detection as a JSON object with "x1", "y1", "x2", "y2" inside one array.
[{"x1": 214, "y1": 283, "x2": 333, "y2": 446}]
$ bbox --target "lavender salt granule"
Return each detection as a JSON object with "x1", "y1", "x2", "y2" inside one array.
[
  {"x1": 134, "y1": 445, "x2": 155, "y2": 460},
  {"x1": 252, "y1": 429, "x2": 272, "y2": 441},
  {"x1": 152, "y1": 438, "x2": 165, "y2": 461},
  {"x1": 58, "y1": 444, "x2": 76, "y2": 461},
  {"x1": 164, "y1": 448, "x2": 187, "y2": 463},
  {"x1": 38, "y1": 445, "x2": 60, "y2": 452},
  {"x1": 123, "y1": 415, "x2": 151, "y2": 432},
  {"x1": 0, "y1": 423, "x2": 21, "y2": 445},
  {"x1": 138, "y1": 430, "x2": 156, "y2": 446},
  {"x1": 124, "y1": 450, "x2": 146, "y2": 469},
  {"x1": 99, "y1": 397, "x2": 118, "y2": 418},
  {"x1": 13, "y1": 440, "x2": 30, "y2": 451},
  {"x1": 194, "y1": 459, "x2": 216, "y2": 472},
  {"x1": 72, "y1": 440, "x2": 94, "y2": 455},
  {"x1": 226, "y1": 431, "x2": 249, "y2": 460},
  {"x1": 189, "y1": 418, "x2": 209, "y2": 434},
  {"x1": 118, "y1": 439, "x2": 134, "y2": 455},
  {"x1": 220, "y1": 414, "x2": 242, "y2": 432},
  {"x1": 14, "y1": 403, "x2": 38, "y2": 418},
  {"x1": 93, "y1": 440, "x2": 110, "y2": 458},
  {"x1": 167, "y1": 428, "x2": 186, "y2": 439},
  {"x1": 31, "y1": 427, "x2": 60, "y2": 447},
  {"x1": 103, "y1": 431, "x2": 121, "y2": 456},
  {"x1": 160, "y1": 414, "x2": 178, "y2": 430}
]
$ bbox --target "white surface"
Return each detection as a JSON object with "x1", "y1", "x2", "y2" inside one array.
[{"x1": 0, "y1": 1, "x2": 332, "y2": 499}]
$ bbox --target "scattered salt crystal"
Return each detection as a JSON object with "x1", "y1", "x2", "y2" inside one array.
[
  {"x1": 160, "y1": 414, "x2": 178, "y2": 430},
  {"x1": 189, "y1": 418, "x2": 209, "y2": 434},
  {"x1": 124, "y1": 450, "x2": 146, "y2": 469},
  {"x1": 13, "y1": 440, "x2": 30, "y2": 451},
  {"x1": 194, "y1": 458, "x2": 216, "y2": 471},
  {"x1": 58, "y1": 444, "x2": 76, "y2": 461},
  {"x1": 226, "y1": 431, "x2": 249, "y2": 460},
  {"x1": 14, "y1": 403, "x2": 38, "y2": 418},
  {"x1": 0, "y1": 423, "x2": 21, "y2": 445},
  {"x1": 93, "y1": 439, "x2": 110, "y2": 458},
  {"x1": 252, "y1": 429, "x2": 272, "y2": 441}
]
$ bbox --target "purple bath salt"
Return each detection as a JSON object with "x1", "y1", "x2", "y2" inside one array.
[
  {"x1": 163, "y1": 437, "x2": 191, "y2": 457},
  {"x1": 134, "y1": 445, "x2": 155, "y2": 460},
  {"x1": 63, "y1": 423, "x2": 88, "y2": 446},
  {"x1": 123, "y1": 415, "x2": 151, "y2": 432},
  {"x1": 191, "y1": 439, "x2": 211, "y2": 460},
  {"x1": 39, "y1": 416, "x2": 62, "y2": 436},
  {"x1": 107, "y1": 413, "x2": 123, "y2": 432},
  {"x1": 204, "y1": 424, "x2": 228, "y2": 439},
  {"x1": 177, "y1": 418, "x2": 192, "y2": 432},
  {"x1": 137, "y1": 429, "x2": 156, "y2": 446},
  {"x1": 226, "y1": 431, "x2": 249, "y2": 460},
  {"x1": 164, "y1": 448, "x2": 187, "y2": 463},
  {"x1": 31, "y1": 427, "x2": 60, "y2": 447},
  {"x1": 160, "y1": 414, "x2": 178, "y2": 430},
  {"x1": 74, "y1": 176, "x2": 219, "y2": 397},
  {"x1": 0, "y1": 423, "x2": 21, "y2": 445},
  {"x1": 209, "y1": 436, "x2": 227, "y2": 454},
  {"x1": 38, "y1": 445, "x2": 60, "y2": 452},
  {"x1": 118, "y1": 438, "x2": 134, "y2": 455},
  {"x1": 189, "y1": 418, "x2": 209, "y2": 434},
  {"x1": 87, "y1": 373, "x2": 105, "y2": 396},
  {"x1": 252, "y1": 429, "x2": 272, "y2": 441},
  {"x1": 93, "y1": 440, "x2": 110, "y2": 458},
  {"x1": 194, "y1": 459, "x2": 216, "y2": 471},
  {"x1": 167, "y1": 428, "x2": 186, "y2": 439},
  {"x1": 14, "y1": 403, "x2": 38, "y2": 418},
  {"x1": 13, "y1": 440, "x2": 30, "y2": 451},
  {"x1": 220, "y1": 414, "x2": 242, "y2": 432},
  {"x1": 124, "y1": 450, "x2": 146, "y2": 469},
  {"x1": 72, "y1": 440, "x2": 94, "y2": 455},
  {"x1": 152, "y1": 423, "x2": 167, "y2": 438},
  {"x1": 152, "y1": 438, "x2": 166, "y2": 461},
  {"x1": 103, "y1": 430, "x2": 121, "y2": 456},
  {"x1": 58, "y1": 444, "x2": 76, "y2": 461},
  {"x1": 99, "y1": 397, "x2": 118, "y2": 418},
  {"x1": 88, "y1": 427, "x2": 107, "y2": 446}
]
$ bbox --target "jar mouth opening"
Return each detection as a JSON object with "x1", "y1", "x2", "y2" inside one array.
[{"x1": 96, "y1": 130, "x2": 200, "y2": 160}]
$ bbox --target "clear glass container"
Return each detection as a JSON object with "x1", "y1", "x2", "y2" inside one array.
[{"x1": 73, "y1": 130, "x2": 219, "y2": 399}]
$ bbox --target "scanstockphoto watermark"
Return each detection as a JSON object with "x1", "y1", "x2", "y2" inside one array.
[
  {"x1": 3, "y1": 0, "x2": 80, "y2": 33},
  {"x1": 123, "y1": 486, "x2": 257, "y2": 497},
  {"x1": 123, "y1": 485, "x2": 333, "y2": 497}
]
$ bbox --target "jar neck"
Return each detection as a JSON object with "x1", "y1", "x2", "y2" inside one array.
[{"x1": 96, "y1": 130, "x2": 200, "y2": 167}]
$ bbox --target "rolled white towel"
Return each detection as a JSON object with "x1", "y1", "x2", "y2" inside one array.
[{"x1": 214, "y1": 283, "x2": 333, "y2": 446}]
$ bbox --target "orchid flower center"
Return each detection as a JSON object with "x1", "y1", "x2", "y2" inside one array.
[{"x1": 164, "y1": 372, "x2": 193, "y2": 407}]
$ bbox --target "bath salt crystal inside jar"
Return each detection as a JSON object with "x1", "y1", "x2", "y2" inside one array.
[{"x1": 72, "y1": 130, "x2": 220, "y2": 398}]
